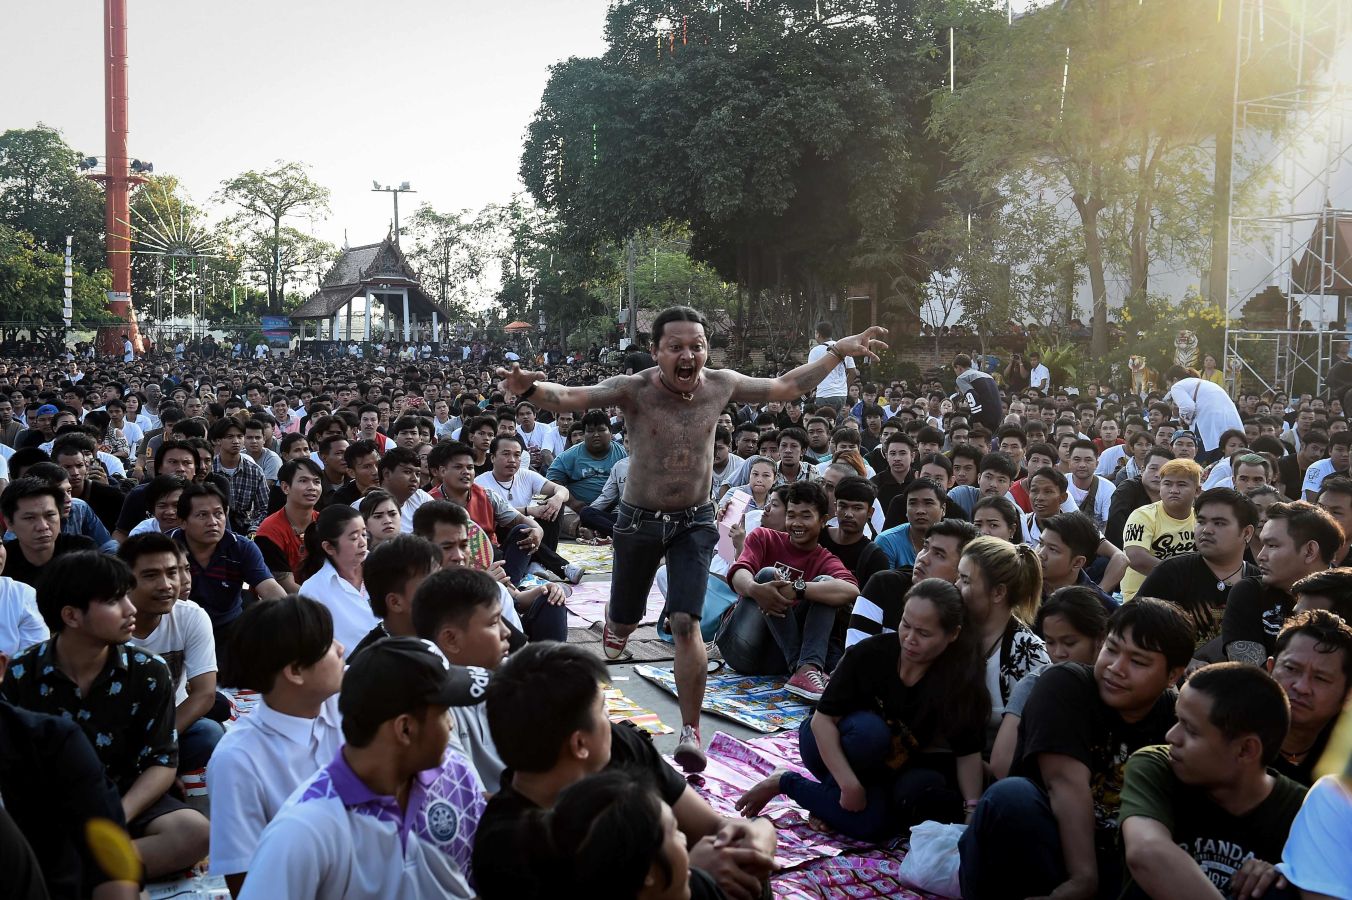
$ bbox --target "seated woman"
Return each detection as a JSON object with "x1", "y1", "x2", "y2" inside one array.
[
  {"x1": 972, "y1": 496, "x2": 1022, "y2": 543},
  {"x1": 989, "y1": 586, "x2": 1108, "y2": 778},
  {"x1": 296, "y1": 504, "x2": 374, "y2": 659},
  {"x1": 359, "y1": 489, "x2": 401, "y2": 552},
  {"x1": 736, "y1": 578, "x2": 988, "y2": 842},
  {"x1": 721, "y1": 456, "x2": 778, "y2": 524},
  {"x1": 128, "y1": 474, "x2": 187, "y2": 535},
  {"x1": 956, "y1": 536, "x2": 1051, "y2": 748}
]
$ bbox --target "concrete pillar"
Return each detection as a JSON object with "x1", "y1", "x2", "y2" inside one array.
[
  {"x1": 431, "y1": 309, "x2": 439, "y2": 344},
  {"x1": 332, "y1": 311, "x2": 340, "y2": 341},
  {"x1": 363, "y1": 290, "x2": 372, "y2": 343},
  {"x1": 402, "y1": 289, "x2": 411, "y2": 342}
]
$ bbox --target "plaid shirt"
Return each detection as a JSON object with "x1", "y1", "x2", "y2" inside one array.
[{"x1": 214, "y1": 453, "x2": 269, "y2": 534}]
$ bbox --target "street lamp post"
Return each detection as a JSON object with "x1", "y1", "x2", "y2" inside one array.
[{"x1": 371, "y1": 181, "x2": 416, "y2": 246}]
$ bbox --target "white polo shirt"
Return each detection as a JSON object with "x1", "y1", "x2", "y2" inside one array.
[
  {"x1": 297, "y1": 561, "x2": 377, "y2": 660},
  {"x1": 239, "y1": 744, "x2": 485, "y2": 900},
  {"x1": 208, "y1": 694, "x2": 343, "y2": 877}
]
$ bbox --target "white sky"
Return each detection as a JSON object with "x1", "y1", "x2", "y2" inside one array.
[
  {"x1": 0, "y1": 0, "x2": 611, "y2": 248},
  {"x1": 1, "y1": 1, "x2": 1048, "y2": 256}
]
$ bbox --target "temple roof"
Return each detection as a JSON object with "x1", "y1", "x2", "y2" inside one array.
[{"x1": 290, "y1": 237, "x2": 453, "y2": 320}]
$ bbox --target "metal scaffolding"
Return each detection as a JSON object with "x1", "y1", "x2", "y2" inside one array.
[{"x1": 1224, "y1": 0, "x2": 1351, "y2": 398}]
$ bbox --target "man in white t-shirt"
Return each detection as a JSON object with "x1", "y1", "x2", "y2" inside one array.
[
  {"x1": 0, "y1": 541, "x2": 46, "y2": 655},
  {"x1": 1028, "y1": 351, "x2": 1050, "y2": 392},
  {"x1": 514, "y1": 401, "x2": 561, "y2": 472},
  {"x1": 474, "y1": 434, "x2": 580, "y2": 584},
  {"x1": 1066, "y1": 439, "x2": 1115, "y2": 532},
  {"x1": 807, "y1": 321, "x2": 856, "y2": 413},
  {"x1": 120, "y1": 534, "x2": 222, "y2": 772}
]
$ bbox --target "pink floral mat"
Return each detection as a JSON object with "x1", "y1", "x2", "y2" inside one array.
[
  {"x1": 668, "y1": 730, "x2": 938, "y2": 899},
  {"x1": 565, "y1": 579, "x2": 665, "y2": 625}
]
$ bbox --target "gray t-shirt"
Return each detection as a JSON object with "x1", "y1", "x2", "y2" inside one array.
[{"x1": 1005, "y1": 669, "x2": 1043, "y2": 719}]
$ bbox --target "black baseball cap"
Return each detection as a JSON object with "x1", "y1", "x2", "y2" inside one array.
[{"x1": 339, "y1": 637, "x2": 490, "y2": 732}]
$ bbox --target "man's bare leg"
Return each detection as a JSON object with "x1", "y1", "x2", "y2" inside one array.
[
  {"x1": 670, "y1": 611, "x2": 709, "y2": 772},
  {"x1": 135, "y1": 808, "x2": 210, "y2": 878}
]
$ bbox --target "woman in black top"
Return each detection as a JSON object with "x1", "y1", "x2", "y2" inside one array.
[{"x1": 736, "y1": 578, "x2": 989, "y2": 841}]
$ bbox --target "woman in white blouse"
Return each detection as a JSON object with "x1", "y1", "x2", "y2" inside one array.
[{"x1": 296, "y1": 504, "x2": 374, "y2": 659}]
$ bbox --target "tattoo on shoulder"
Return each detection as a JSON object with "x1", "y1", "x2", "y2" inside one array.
[
  {"x1": 729, "y1": 372, "x2": 772, "y2": 404},
  {"x1": 588, "y1": 375, "x2": 634, "y2": 408},
  {"x1": 1226, "y1": 640, "x2": 1267, "y2": 666}
]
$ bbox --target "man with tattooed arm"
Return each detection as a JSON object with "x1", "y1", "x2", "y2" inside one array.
[{"x1": 498, "y1": 306, "x2": 887, "y2": 771}]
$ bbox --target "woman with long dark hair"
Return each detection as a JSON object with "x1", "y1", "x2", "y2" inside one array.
[
  {"x1": 296, "y1": 504, "x2": 373, "y2": 659},
  {"x1": 358, "y1": 489, "x2": 400, "y2": 551},
  {"x1": 736, "y1": 578, "x2": 989, "y2": 841},
  {"x1": 989, "y1": 586, "x2": 1109, "y2": 778}
]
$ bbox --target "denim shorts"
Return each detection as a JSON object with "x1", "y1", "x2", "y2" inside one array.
[{"x1": 609, "y1": 500, "x2": 718, "y2": 626}]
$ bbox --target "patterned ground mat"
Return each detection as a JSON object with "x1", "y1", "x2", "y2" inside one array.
[
  {"x1": 635, "y1": 664, "x2": 813, "y2": 733},
  {"x1": 558, "y1": 540, "x2": 615, "y2": 574},
  {"x1": 667, "y1": 730, "x2": 938, "y2": 899},
  {"x1": 564, "y1": 579, "x2": 666, "y2": 626},
  {"x1": 570, "y1": 624, "x2": 678, "y2": 662},
  {"x1": 604, "y1": 684, "x2": 671, "y2": 735}
]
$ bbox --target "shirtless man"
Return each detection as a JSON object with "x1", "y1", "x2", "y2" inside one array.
[{"x1": 499, "y1": 306, "x2": 886, "y2": 770}]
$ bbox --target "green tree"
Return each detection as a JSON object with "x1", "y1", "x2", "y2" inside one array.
[
  {"x1": 232, "y1": 224, "x2": 335, "y2": 314},
  {"x1": 0, "y1": 124, "x2": 106, "y2": 272},
  {"x1": 404, "y1": 203, "x2": 493, "y2": 317},
  {"x1": 218, "y1": 162, "x2": 331, "y2": 313},
  {"x1": 0, "y1": 224, "x2": 114, "y2": 346},
  {"x1": 521, "y1": 0, "x2": 989, "y2": 345},
  {"x1": 930, "y1": 0, "x2": 1297, "y2": 360}
]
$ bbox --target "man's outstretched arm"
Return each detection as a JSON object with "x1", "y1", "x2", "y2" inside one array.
[
  {"x1": 729, "y1": 326, "x2": 888, "y2": 404},
  {"x1": 496, "y1": 369, "x2": 636, "y2": 412}
]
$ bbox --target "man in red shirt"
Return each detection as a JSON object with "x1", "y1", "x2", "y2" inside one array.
[
  {"x1": 254, "y1": 458, "x2": 323, "y2": 593},
  {"x1": 724, "y1": 481, "x2": 859, "y2": 701}
]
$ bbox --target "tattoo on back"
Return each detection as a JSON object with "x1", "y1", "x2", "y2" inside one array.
[{"x1": 1226, "y1": 640, "x2": 1267, "y2": 666}]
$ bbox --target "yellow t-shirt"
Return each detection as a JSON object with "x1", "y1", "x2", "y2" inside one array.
[{"x1": 1120, "y1": 502, "x2": 1196, "y2": 602}]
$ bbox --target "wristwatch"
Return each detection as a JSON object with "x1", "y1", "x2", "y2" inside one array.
[{"x1": 793, "y1": 578, "x2": 807, "y2": 603}]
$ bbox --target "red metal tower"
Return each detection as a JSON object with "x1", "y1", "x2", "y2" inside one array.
[{"x1": 92, "y1": 0, "x2": 143, "y2": 355}]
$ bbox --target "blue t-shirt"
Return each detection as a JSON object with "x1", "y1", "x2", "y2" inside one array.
[
  {"x1": 171, "y1": 529, "x2": 273, "y2": 626},
  {"x1": 546, "y1": 442, "x2": 628, "y2": 505},
  {"x1": 875, "y1": 523, "x2": 918, "y2": 569}
]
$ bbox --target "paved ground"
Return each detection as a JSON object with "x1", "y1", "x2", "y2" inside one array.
[
  {"x1": 606, "y1": 659, "x2": 765, "y2": 754},
  {"x1": 570, "y1": 562, "x2": 767, "y2": 755}
]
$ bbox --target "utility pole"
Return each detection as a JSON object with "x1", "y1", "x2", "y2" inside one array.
[
  {"x1": 372, "y1": 182, "x2": 416, "y2": 246},
  {"x1": 626, "y1": 235, "x2": 637, "y2": 347}
]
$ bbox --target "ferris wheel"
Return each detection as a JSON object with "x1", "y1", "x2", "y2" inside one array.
[{"x1": 118, "y1": 179, "x2": 228, "y2": 325}]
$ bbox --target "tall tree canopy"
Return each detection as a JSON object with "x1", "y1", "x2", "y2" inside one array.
[
  {"x1": 521, "y1": 0, "x2": 994, "y2": 335},
  {"x1": 930, "y1": 0, "x2": 1296, "y2": 358},
  {"x1": 0, "y1": 125, "x2": 106, "y2": 273},
  {"x1": 218, "y1": 161, "x2": 331, "y2": 313}
]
